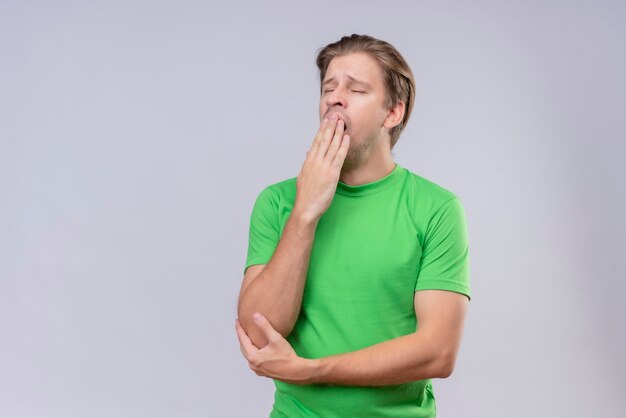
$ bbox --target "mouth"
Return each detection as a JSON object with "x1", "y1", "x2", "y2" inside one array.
[{"x1": 325, "y1": 111, "x2": 350, "y2": 133}]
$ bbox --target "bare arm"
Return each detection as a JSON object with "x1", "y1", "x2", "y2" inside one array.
[
  {"x1": 237, "y1": 214, "x2": 317, "y2": 348},
  {"x1": 309, "y1": 290, "x2": 469, "y2": 385},
  {"x1": 236, "y1": 290, "x2": 468, "y2": 386},
  {"x1": 238, "y1": 114, "x2": 350, "y2": 348}
]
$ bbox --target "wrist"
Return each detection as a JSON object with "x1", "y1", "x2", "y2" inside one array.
[
  {"x1": 290, "y1": 209, "x2": 319, "y2": 231},
  {"x1": 305, "y1": 357, "x2": 329, "y2": 385}
]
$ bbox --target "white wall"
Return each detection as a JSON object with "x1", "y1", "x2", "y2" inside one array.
[{"x1": 1, "y1": 1, "x2": 625, "y2": 417}]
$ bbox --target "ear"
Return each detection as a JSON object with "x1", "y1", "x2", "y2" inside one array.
[{"x1": 383, "y1": 100, "x2": 405, "y2": 130}]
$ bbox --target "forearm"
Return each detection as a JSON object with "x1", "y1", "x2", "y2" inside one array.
[
  {"x1": 309, "y1": 331, "x2": 453, "y2": 386},
  {"x1": 238, "y1": 210, "x2": 318, "y2": 347}
]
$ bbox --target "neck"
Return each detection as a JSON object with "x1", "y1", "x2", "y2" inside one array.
[{"x1": 339, "y1": 141, "x2": 396, "y2": 186}]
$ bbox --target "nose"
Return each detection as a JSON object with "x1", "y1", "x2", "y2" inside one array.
[{"x1": 325, "y1": 85, "x2": 347, "y2": 108}]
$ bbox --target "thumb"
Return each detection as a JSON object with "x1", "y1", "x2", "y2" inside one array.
[{"x1": 253, "y1": 313, "x2": 280, "y2": 341}]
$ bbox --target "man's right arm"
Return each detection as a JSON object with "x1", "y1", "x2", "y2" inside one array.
[
  {"x1": 237, "y1": 210, "x2": 317, "y2": 349},
  {"x1": 237, "y1": 114, "x2": 349, "y2": 349}
]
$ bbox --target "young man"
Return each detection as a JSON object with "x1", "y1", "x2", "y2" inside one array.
[{"x1": 236, "y1": 34, "x2": 471, "y2": 417}]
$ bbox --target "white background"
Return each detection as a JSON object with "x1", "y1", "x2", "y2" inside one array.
[{"x1": 2, "y1": 1, "x2": 625, "y2": 417}]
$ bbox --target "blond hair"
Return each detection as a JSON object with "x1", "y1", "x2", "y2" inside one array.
[{"x1": 316, "y1": 34, "x2": 416, "y2": 149}]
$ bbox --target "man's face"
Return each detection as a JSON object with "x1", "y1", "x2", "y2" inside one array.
[{"x1": 319, "y1": 52, "x2": 390, "y2": 169}]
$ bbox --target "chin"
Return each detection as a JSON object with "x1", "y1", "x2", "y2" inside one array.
[
  {"x1": 342, "y1": 147, "x2": 366, "y2": 171},
  {"x1": 343, "y1": 134, "x2": 377, "y2": 168},
  {"x1": 341, "y1": 157, "x2": 359, "y2": 172}
]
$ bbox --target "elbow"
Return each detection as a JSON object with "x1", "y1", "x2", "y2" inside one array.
[
  {"x1": 236, "y1": 305, "x2": 291, "y2": 348},
  {"x1": 237, "y1": 302, "x2": 266, "y2": 347},
  {"x1": 237, "y1": 312, "x2": 270, "y2": 348},
  {"x1": 437, "y1": 362, "x2": 455, "y2": 379},
  {"x1": 433, "y1": 352, "x2": 457, "y2": 379},
  {"x1": 237, "y1": 301, "x2": 293, "y2": 339},
  {"x1": 236, "y1": 301, "x2": 248, "y2": 326}
]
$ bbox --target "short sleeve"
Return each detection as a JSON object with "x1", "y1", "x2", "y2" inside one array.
[
  {"x1": 414, "y1": 197, "x2": 471, "y2": 300},
  {"x1": 244, "y1": 187, "x2": 281, "y2": 274}
]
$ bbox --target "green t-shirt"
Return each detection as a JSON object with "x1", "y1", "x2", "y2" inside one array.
[{"x1": 244, "y1": 162, "x2": 471, "y2": 418}]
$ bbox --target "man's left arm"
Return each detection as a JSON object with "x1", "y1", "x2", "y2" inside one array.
[{"x1": 236, "y1": 289, "x2": 468, "y2": 386}]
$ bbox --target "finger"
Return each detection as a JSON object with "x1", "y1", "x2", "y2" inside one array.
[
  {"x1": 331, "y1": 135, "x2": 350, "y2": 169},
  {"x1": 253, "y1": 313, "x2": 282, "y2": 343},
  {"x1": 324, "y1": 119, "x2": 344, "y2": 161},
  {"x1": 309, "y1": 117, "x2": 329, "y2": 155},
  {"x1": 236, "y1": 319, "x2": 259, "y2": 356},
  {"x1": 316, "y1": 115, "x2": 339, "y2": 159}
]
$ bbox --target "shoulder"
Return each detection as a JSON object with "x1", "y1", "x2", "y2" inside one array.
[
  {"x1": 253, "y1": 176, "x2": 297, "y2": 207},
  {"x1": 266, "y1": 176, "x2": 297, "y2": 194},
  {"x1": 398, "y1": 165, "x2": 461, "y2": 212}
]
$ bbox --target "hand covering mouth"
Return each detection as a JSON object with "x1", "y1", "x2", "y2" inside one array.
[
  {"x1": 335, "y1": 115, "x2": 349, "y2": 132},
  {"x1": 325, "y1": 111, "x2": 350, "y2": 132}
]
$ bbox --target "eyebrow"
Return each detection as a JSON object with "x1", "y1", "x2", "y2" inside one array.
[{"x1": 322, "y1": 75, "x2": 372, "y2": 88}]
